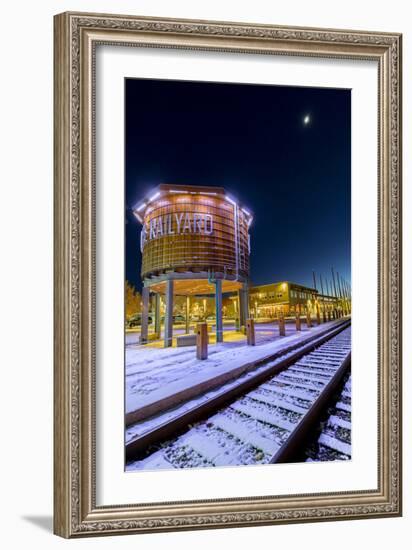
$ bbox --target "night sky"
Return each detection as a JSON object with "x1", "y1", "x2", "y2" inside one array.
[{"x1": 125, "y1": 78, "x2": 351, "y2": 293}]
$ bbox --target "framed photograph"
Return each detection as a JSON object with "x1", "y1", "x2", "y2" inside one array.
[{"x1": 53, "y1": 11, "x2": 402, "y2": 538}]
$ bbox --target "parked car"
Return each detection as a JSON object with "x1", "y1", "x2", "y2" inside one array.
[
  {"x1": 173, "y1": 314, "x2": 186, "y2": 324},
  {"x1": 126, "y1": 313, "x2": 153, "y2": 328},
  {"x1": 159, "y1": 314, "x2": 187, "y2": 324}
]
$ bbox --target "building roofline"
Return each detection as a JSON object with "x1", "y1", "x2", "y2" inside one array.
[
  {"x1": 250, "y1": 281, "x2": 319, "y2": 293},
  {"x1": 132, "y1": 183, "x2": 254, "y2": 223}
]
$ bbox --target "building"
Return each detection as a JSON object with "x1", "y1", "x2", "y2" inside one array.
[
  {"x1": 249, "y1": 281, "x2": 345, "y2": 319},
  {"x1": 133, "y1": 183, "x2": 253, "y2": 346}
]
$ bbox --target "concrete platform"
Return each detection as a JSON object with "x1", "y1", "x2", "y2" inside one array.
[{"x1": 125, "y1": 318, "x2": 350, "y2": 426}]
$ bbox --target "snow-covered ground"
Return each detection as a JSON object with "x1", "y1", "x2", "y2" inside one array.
[
  {"x1": 125, "y1": 319, "x2": 347, "y2": 423},
  {"x1": 305, "y1": 373, "x2": 352, "y2": 461},
  {"x1": 126, "y1": 326, "x2": 351, "y2": 471}
]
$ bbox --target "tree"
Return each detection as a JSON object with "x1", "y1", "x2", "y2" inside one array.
[{"x1": 125, "y1": 281, "x2": 141, "y2": 320}]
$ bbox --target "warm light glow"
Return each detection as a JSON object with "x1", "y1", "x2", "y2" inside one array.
[
  {"x1": 148, "y1": 191, "x2": 160, "y2": 202},
  {"x1": 225, "y1": 196, "x2": 237, "y2": 206},
  {"x1": 139, "y1": 186, "x2": 250, "y2": 279}
]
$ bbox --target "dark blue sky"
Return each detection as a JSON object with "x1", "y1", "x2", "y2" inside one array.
[{"x1": 125, "y1": 78, "x2": 351, "y2": 293}]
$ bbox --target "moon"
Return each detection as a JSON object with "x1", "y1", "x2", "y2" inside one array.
[{"x1": 303, "y1": 114, "x2": 311, "y2": 125}]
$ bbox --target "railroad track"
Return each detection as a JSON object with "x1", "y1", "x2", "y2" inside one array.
[
  {"x1": 305, "y1": 373, "x2": 352, "y2": 461},
  {"x1": 126, "y1": 324, "x2": 351, "y2": 470}
]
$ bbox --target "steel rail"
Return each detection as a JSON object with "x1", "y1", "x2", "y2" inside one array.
[{"x1": 126, "y1": 320, "x2": 351, "y2": 461}]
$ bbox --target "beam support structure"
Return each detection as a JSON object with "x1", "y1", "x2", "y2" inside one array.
[
  {"x1": 238, "y1": 284, "x2": 249, "y2": 329},
  {"x1": 185, "y1": 295, "x2": 190, "y2": 334},
  {"x1": 164, "y1": 279, "x2": 174, "y2": 348},
  {"x1": 140, "y1": 286, "x2": 150, "y2": 344},
  {"x1": 238, "y1": 289, "x2": 244, "y2": 327},
  {"x1": 154, "y1": 293, "x2": 161, "y2": 338},
  {"x1": 215, "y1": 279, "x2": 223, "y2": 343}
]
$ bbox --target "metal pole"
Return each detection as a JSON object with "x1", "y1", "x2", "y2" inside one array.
[
  {"x1": 337, "y1": 272, "x2": 344, "y2": 314},
  {"x1": 331, "y1": 267, "x2": 338, "y2": 297},
  {"x1": 336, "y1": 272, "x2": 342, "y2": 316},
  {"x1": 233, "y1": 295, "x2": 240, "y2": 330},
  {"x1": 238, "y1": 289, "x2": 245, "y2": 328},
  {"x1": 140, "y1": 286, "x2": 150, "y2": 344},
  {"x1": 346, "y1": 279, "x2": 350, "y2": 313},
  {"x1": 331, "y1": 268, "x2": 338, "y2": 318},
  {"x1": 164, "y1": 279, "x2": 174, "y2": 348},
  {"x1": 342, "y1": 279, "x2": 347, "y2": 311},
  {"x1": 312, "y1": 271, "x2": 317, "y2": 291},
  {"x1": 185, "y1": 295, "x2": 190, "y2": 334},
  {"x1": 215, "y1": 279, "x2": 223, "y2": 343},
  {"x1": 233, "y1": 202, "x2": 239, "y2": 281},
  {"x1": 238, "y1": 285, "x2": 249, "y2": 330},
  {"x1": 336, "y1": 272, "x2": 342, "y2": 298},
  {"x1": 154, "y1": 292, "x2": 161, "y2": 338},
  {"x1": 244, "y1": 282, "x2": 250, "y2": 321},
  {"x1": 345, "y1": 279, "x2": 351, "y2": 313},
  {"x1": 319, "y1": 274, "x2": 325, "y2": 319}
]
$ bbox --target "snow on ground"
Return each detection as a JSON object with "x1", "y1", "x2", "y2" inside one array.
[
  {"x1": 126, "y1": 327, "x2": 352, "y2": 471},
  {"x1": 305, "y1": 370, "x2": 352, "y2": 462},
  {"x1": 125, "y1": 320, "x2": 345, "y2": 419}
]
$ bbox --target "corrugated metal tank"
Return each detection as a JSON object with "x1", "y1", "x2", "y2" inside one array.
[{"x1": 135, "y1": 184, "x2": 251, "y2": 281}]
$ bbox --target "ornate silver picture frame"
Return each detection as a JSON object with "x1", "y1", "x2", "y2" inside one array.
[{"x1": 53, "y1": 11, "x2": 402, "y2": 538}]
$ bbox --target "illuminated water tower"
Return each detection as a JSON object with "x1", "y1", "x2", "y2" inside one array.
[{"x1": 133, "y1": 183, "x2": 252, "y2": 347}]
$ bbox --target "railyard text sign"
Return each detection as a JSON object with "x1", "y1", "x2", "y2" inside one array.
[{"x1": 141, "y1": 212, "x2": 214, "y2": 251}]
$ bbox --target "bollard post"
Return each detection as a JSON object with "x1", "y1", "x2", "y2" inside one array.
[
  {"x1": 295, "y1": 311, "x2": 301, "y2": 331},
  {"x1": 306, "y1": 310, "x2": 312, "y2": 328},
  {"x1": 279, "y1": 314, "x2": 286, "y2": 336},
  {"x1": 246, "y1": 318, "x2": 255, "y2": 346},
  {"x1": 196, "y1": 322, "x2": 208, "y2": 360}
]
